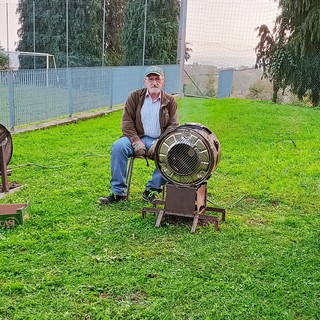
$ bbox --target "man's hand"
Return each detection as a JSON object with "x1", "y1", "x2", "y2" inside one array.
[
  {"x1": 132, "y1": 140, "x2": 146, "y2": 157},
  {"x1": 147, "y1": 139, "x2": 158, "y2": 160}
]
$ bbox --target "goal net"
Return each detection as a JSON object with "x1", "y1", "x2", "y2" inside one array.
[{"x1": 186, "y1": 0, "x2": 280, "y2": 68}]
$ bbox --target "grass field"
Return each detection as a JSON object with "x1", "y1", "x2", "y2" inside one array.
[{"x1": 0, "y1": 98, "x2": 319, "y2": 319}]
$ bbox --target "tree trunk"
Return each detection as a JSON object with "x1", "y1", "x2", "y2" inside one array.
[
  {"x1": 272, "y1": 81, "x2": 279, "y2": 103},
  {"x1": 311, "y1": 88, "x2": 320, "y2": 107}
]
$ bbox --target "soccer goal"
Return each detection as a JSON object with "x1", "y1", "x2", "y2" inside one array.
[{"x1": 6, "y1": 51, "x2": 59, "y2": 87}]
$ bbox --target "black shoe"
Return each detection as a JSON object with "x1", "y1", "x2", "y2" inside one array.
[
  {"x1": 142, "y1": 188, "x2": 162, "y2": 203},
  {"x1": 98, "y1": 193, "x2": 126, "y2": 205}
]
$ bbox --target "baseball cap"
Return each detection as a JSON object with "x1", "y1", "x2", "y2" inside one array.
[{"x1": 145, "y1": 66, "x2": 164, "y2": 77}]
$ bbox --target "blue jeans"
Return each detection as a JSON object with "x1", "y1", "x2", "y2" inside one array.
[{"x1": 110, "y1": 136, "x2": 166, "y2": 196}]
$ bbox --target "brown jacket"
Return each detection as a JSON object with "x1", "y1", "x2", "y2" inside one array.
[{"x1": 121, "y1": 88, "x2": 179, "y2": 143}]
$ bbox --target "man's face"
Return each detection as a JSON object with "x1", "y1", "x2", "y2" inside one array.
[{"x1": 144, "y1": 73, "x2": 164, "y2": 95}]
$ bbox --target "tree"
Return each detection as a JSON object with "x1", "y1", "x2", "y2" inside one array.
[
  {"x1": 185, "y1": 42, "x2": 192, "y2": 62},
  {"x1": 104, "y1": 0, "x2": 127, "y2": 65},
  {"x1": 255, "y1": 0, "x2": 320, "y2": 106},
  {"x1": 255, "y1": 24, "x2": 293, "y2": 103},
  {"x1": 122, "y1": 0, "x2": 180, "y2": 65},
  {"x1": 16, "y1": 0, "x2": 120, "y2": 68},
  {"x1": 0, "y1": 50, "x2": 10, "y2": 70},
  {"x1": 204, "y1": 73, "x2": 216, "y2": 97}
]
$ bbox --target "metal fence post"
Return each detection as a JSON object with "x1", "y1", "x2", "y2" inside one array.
[
  {"x1": 178, "y1": 0, "x2": 187, "y2": 98},
  {"x1": 67, "y1": 68, "x2": 73, "y2": 117},
  {"x1": 7, "y1": 71, "x2": 15, "y2": 131},
  {"x1": 142, "y1": 0, "x2": 147, "y2": 66},
  {"x1": 217, "y1": 69, "x2": 234, "y2": 98},
  {"x1": 110, "y1": 67, "x2": 113, "y2": 109}
]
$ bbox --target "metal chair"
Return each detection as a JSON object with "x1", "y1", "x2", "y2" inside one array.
[
  {"x1": 125, "y1": 156, "x2": 164, "y2": 200},
  {"x1": 125, "y1": 156, "x2": 136, "y2": 200}
]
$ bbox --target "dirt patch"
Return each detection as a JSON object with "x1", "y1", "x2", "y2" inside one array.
[{"x1": 0, "y1": 182, "x2": 21, "y2": 194}]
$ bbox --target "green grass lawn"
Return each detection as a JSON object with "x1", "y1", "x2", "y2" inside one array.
[{"x1": 0, "y1": 98, "x2": 319, "y2": 319}]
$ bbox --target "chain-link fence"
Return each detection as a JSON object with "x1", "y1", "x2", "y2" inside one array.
[
  {"x1": 183, "y1": 0, "x2": 279, "y2": 100},
  {"x1": 0, "y1": 65, "x2": 180, "y2": 130},
  {"x1": 1, "y1": 0, "x2": 316, "y2": 107}
]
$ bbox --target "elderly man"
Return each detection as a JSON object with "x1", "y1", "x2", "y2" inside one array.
[{"x1": 99, "y1": 66, "x2": 179, "y2": 205}]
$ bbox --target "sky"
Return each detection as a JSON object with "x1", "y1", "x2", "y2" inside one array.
[
  {"x1": 186, "y1": 0, "x2": 280, "y2": 67},
  {"x1": 0, "y1": 0, "x2": 19, "y2": 51},
  {"x1": 0, "y1": 0, "x2": 280, "y2": 68}
]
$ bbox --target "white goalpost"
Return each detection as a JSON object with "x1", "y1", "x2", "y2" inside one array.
[
  {"x1": 5, "y1": 51, "x2": 59, "y2": 87},
  {"x1": 6, "y1": 51, "x2": 57, "y2": 70}
]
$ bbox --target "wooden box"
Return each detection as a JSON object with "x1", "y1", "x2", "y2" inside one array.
[{"x1": 0, "y1": 202, "x2": 30, "y2": 228}]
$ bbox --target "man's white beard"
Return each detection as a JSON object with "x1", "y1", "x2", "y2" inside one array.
[{"x1": 149, "y1": 87, "x2": 161, "y2": 95}]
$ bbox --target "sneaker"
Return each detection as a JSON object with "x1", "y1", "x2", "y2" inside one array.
[
  {"x1": 98, "y1": 193, "x2": 126, "y2": 205},
  {"x1": 142, "y1": 188, "x2": 162, "y2": 203}
]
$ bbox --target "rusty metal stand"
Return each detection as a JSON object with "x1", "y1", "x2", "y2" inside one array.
[
  {"x1": 142, "y1": 182, "x2": 226, "y2": 233},
  {"x1": 0, "y1": 143, "x2": 9, "y2": 193}
]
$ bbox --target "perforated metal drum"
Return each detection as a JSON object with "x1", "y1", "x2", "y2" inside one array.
[
  {"x1": 155, "y1": 123, "x2": 221, "y2": 186},
  {"x1": 0, "y1": 124, "x2": 13, "y2": 166}
]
